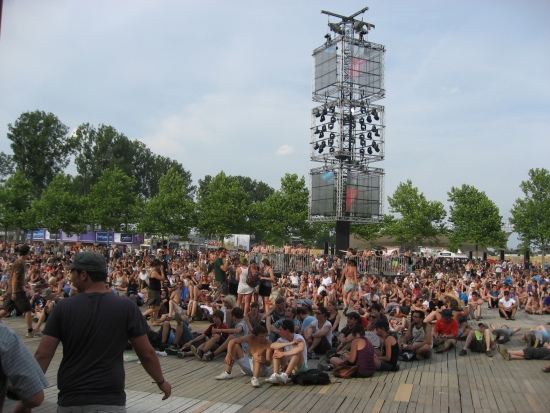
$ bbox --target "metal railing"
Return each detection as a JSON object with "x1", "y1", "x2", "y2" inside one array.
[{"x1": 246, "y1": 252, "x2": 410, "y2": 276}]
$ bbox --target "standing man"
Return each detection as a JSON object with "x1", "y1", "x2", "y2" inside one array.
[
  {"x1": 34, "y1": 251, "x2": 171, "y2": 410},
  {"x1": 0, "y1": 244, "x2": 40, "y2": 337},
  {"x1": 214, "y1": 248, "x2": 230, "y2": 300}
]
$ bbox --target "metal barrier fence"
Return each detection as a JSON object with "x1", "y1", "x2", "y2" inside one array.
[{"x1": 246, "y1": 253, "x2": 410, "y2": 277}]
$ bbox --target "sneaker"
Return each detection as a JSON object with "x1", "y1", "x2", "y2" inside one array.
[
  {"x1": 202, "y1": 351, "x2": 214, "y2": 362},
  {"x1": 191, "y1": 345, "x2": 204, "y2": 361},
  {"x1": 155, "y1": 351, "x2": 168, "y2": 357},
  {"x1": 177, "y1": 351, "x2": 186, "y2": 359},
  {"x1": 265, "y1": 373, "x2": 279, "y2": 384},
  {"x1": 486, "y1": 349, "x2": 494, "y2": 357},
  {"x1": 25, "y1": 331, "x2": 41, "y2": 338},
  {"x1": 215, "y1": 371, "x2": 234, "y2": 380},
  {"x1": 459, "y1": 349, "x2": 467, "y2": 356},
  {"x1": 434, "y1": 344, "x2": 446, "y2": 353},
  {"x1": 251, "y1": 377, "x2": 260, "y2": 388},
  {"x1": 165, "y1": 346, "x2": 179, "y2": 356},
  {"x1": 308, "y1": 352, "x2": 318, "y2": 360},
  {"x1": 276, "y1": 372, "x2": 288, "y2": 385}
]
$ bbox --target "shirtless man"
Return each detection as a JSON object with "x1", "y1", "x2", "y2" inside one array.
[
  {"x1": 168, "y1": 281, "x2": 184, "y2": 319},
  {"x1": 214, "y1": 325, "x2": 272, "y2": 388}
]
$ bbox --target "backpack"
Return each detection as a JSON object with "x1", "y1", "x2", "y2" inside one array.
[{"x1": 292, "y1": 369, "x2": 331, "y2": 386}]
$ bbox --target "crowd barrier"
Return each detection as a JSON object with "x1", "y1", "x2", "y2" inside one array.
[{"x1": 246, "y1": 253, "x2": 410, "y2": 277}]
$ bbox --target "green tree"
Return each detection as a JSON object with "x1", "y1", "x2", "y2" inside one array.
[
  {"x1": 510, "y1": 168, "x2": 550, "y2": 260},
  {"x1": 7, "y1": 111, "x2": 72, "y2": 198},
  {"x1": 0, "y1": 152, "x2": 15, "y2": 184},
  {"x1": 32, "y1": 173, "x2": 86, "y2": 244},
  {"x1": 384, "y1": 180, "x2": 447, "y2": 246},
  {"x1": 352, "y1": 220, "x2": 386, "y2": 245},
  {"x1": 71, "y1": 123, "x2": 193, "y2": 199},
  {"x1": 255, "y1": 174, "x2": 313, "y2": 245},
  {"x1": 196, "y1": 172, "x2": 250, "y2": 240},
  {"x1": 87, "y1": 168, "x2": 140, "y2": 243},
  {"x1": 448, "y1": 184, "x2": 507, "y2": 259},
  {"x1": 0, "y1": 170, "x2": 35, "y2": 240},
  {"x1": 139, "y1": 167, "x2": 196, "y2": 241}
]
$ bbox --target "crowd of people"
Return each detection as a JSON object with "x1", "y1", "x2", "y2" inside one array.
[{"x1": 1, "y1": 241, "x2": 550, "y2": 409}]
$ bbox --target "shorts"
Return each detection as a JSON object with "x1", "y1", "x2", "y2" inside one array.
[
  {"x1": 258, "y1": 283, "x2": 272, "y2": 297},
  {"x1": 470, "y1": 339, "x2": 487, "y2": 353},
  {"x1": 344, "y1": 284, "x2": 356, "y2": 293},
  {"x1": 147, "y1": 290, "x2": 161, "y2": 307},
  {"x1": 236, "y1": 356, "x2": 269, "y2": 377},
  {"x1": 282, "y1": 361, "x2": 308, "y2": 374},
  {"x1": 2, "y1": 292, "x2": 32, "y2": 313},
  {"x1": 523, "y1": 347, "x2": 550, "y2": 360},
  {"x1": 378, "y1": 360, "x2": 397, "y2": 371}
]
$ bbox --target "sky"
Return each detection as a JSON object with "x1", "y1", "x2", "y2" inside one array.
[{"x1": 1, "y1": 0, "x2": 549, "y2": 249}]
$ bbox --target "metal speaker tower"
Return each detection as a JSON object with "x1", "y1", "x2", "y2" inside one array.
[{"x1": 309, "y1": 6, "x2": 386, "y2": 253}]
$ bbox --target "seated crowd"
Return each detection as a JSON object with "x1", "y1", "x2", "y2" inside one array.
[{"x1": 1, "y1": 242, "x2": 550, "y2": 386}]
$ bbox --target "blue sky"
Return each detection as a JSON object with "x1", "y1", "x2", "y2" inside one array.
[{"x1": 1, "y1": 0, "x2": 549, "y2": 248}]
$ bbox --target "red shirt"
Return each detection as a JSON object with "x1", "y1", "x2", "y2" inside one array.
[
  {"x1": 434, "y1": 318, "x2": 459, "y2": 339},
  {"x1": 204, "y1": 323, "x2": 229, "y2": 339}
]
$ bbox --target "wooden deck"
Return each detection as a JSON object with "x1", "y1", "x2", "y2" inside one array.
[{"x1": 4, "y1": 308, "x2": 550, "y2": 413}]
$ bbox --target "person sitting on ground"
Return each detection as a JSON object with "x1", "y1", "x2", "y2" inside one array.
[
  {"x1": 214, "y1": 325, "x2": 273, "y2": 388},
  {"x1": 244, "y1": 301, "x2": 262, "y2": 332},
  {"x1": 498, "y1": 290, "x2": 517, "y2": 320},
  {"x1": 329, "y1": 325, "x2": 376, "y2": 378},
  {"x1": 268, "y1": 306, "x2": 300, "y2": 343},
  {"x1": 489, "y1": 323, "x2": 521, "y2": 345},
  {"x1": 264, "y1": 296, "x2": 286, "y2": 328},
  {"x1": 202, "y1": 307, "x2": 249, "y2": 361},
  {"x1": 433, "y1": 309, "x2": 459, "y2": 353},
  {"x1": 459, "y1": 323, "x2": 496, "y2": 357},
  {"x1": 525, "y1": 291, "x2": 542, "y2": 314},
  {"x1": 398, "y1": 310, "x2": 432, "y2": 361},
  {"x1": 265, "y1": 319, "x2": 308, "y2": 385},
  {"x1": 542, "y1": 290, "x2": 550, "y2": 314},
  {"x1": 179, "y1": 310, "x2": 228, "y2": 360},
  {"x1": 336, "y1": 312, "x2": 363, "y2": 354},
  {"x1": 373, "y1": 319, "x2": 399, "y2": 371},
  {"x1": 303, "y1": 305, "x2": 333, "y2": 359},
  {"x1": 468, "y1": 291, "x2": 485, "y2": 321}
]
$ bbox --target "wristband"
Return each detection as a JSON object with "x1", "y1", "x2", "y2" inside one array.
[{"x1": 156, "y1": 379, "x2": 165, "y2": 386}]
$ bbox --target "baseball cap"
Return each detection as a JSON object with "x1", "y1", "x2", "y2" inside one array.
[
  {"x1": 441, "y1": 309, "x2": 453, "y2": 319},
  {"x1": 66, "y1": 252, "x2": 107, "y2": 273},
  {"x1": 478, "y1": 323, "x2": 489, "y2": 329},
  {"x1": 302, "y1": 299, "x2": 313, "y2": 309}
]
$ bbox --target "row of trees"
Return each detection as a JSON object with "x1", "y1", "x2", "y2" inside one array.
[{"x1": 1, "y1": 111, "x2": 548, "y2": 257}]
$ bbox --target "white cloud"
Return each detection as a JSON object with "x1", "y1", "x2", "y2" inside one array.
[{"x1": 277, "y1": 145, "x2": 294, "y2": 156}]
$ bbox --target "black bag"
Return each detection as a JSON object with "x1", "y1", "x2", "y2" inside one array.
[
  {"x1": 246, "y1": 272, "x2": 257, "y2": 288},
  {"x1": 292, "y1": 369, "x2": 331, "y2": 386}
]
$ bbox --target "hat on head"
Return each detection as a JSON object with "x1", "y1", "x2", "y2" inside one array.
[
  {"x1": 66, "y1": 252, "x2": 107, "y2": 273},
  {"x1": 478, "y1": 322, "x2": 489, "y2": 329},
  {"x1": 347, "y1": 312, "x2": 361, "y2": 321},
  {"x1": 441, "y1": 309, "x2": 453, "y2": 319},
  {"x1": 302, "y1": 299, "x2": 313, "y2": 308},
  {"x1": 374, "y1": 319, "x2": 389, "y2": 329}
]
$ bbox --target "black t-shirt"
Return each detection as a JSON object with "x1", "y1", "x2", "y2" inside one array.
[{"x1": 43, "y1": 292, "x2": 149, "y2": 406}]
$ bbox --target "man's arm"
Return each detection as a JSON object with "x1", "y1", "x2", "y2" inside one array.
[
  {"x1": 129, "y1": 334, "x2": 171, "y2": 401},
  {"x1": 34, "y1": 335, "x2": 60, "y2": 373}
]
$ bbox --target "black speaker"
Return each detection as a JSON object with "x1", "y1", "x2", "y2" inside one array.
[
  {"x1": 524, "y1": 250, "x2": 530, "y2": 268},
  {"x1": 500, "y1": 250, "x2": 505, "y2": 261},
  {"x1": 468, "y1": 251, "x2": 473, "y2": 261},
  {"x1": 482, "y1": 252, "x2": 487, "y2": 261},
  {"x1": 323, "y1": 242, "x2": 329, "y2": 255}
]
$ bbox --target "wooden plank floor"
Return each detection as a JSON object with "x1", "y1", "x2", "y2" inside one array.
[{"x1": 3, "y1": 308, "x2": 549, "y2": 412}]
